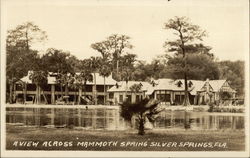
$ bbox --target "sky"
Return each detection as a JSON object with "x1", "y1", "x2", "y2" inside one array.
[{"x1": 2, "y1": 0, "x2": 249, "y2": 63}]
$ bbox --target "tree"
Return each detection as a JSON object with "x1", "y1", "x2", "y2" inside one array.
[
  {"x1": 218, "y1": 60, "x2": 244, "y2": 97},
  {"x1": 91, "y1": 40, "x2": 113, "y2": 105},
  {"x1": 164, "y1": 16, "x2": 207, "y2": 106},
  {"x1": 29, "y1": 70, "x2": 48, "y2": 104},
  {"x1": 6, "y1": 22, "x2": 47, "y2": 103},
  {"x1": 78, "y1": 59, "x2": 94, "y2": 105},
  {"x1": 42, "y1": 48, "x2": 76, "y2": 101},
  {"x1": 166, "y1": 53, "x2": 220, "y2": 80},
  {"x1": 120, "y1": 98, "x2": 162, "y2": 135},
  {"x1": 120, "y1": 53, "x2": 137, "y2": 99},
  {"x1": 91, "y1": 34, "x2": 133, "y2": 81},
  {"x1": 99, "y1": 60, "x2": 113, "y2": 105},
  {"x1": 6, "y1": 22, "x2": 47, "y2": 52},
  {"x1": 90, "y1": 56, "x2": 101, "y2": 105}
]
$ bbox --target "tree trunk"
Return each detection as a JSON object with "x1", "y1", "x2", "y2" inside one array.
[
  {"x1": 104, "y1": 77, "x2": 106, "y2": 105},
  {"x1": 9, "y1": 80, "x2": 13, "y2": 104},
  {"x1": 125, "y1": 80, "x2": 128, "y2": 102},
  {"x1": 183, "y1": 72, "x2": 190, "y2": 106},
  {"x1": 116, "y1": 60, "x2": 119, "y2": 81},
  {"x1": 138, "y1": 114, "x2": 145, "y2": 135},
  {"x1": 65, "y1": 84, "x2": 69, "y2": 104},
  {"x1": 78, "y1": 86, "x2": 82, "y2": 105},
  {"x1": 94, "y1": 73, "x2": 97, "y2": 105},
  {"x1": 23, "y1": 82, "x2": 27, "y2": 104},
  {"x1": 35, "y1": 83, "x2": 39, "y2": 104},
  {"x1": 60, "y1": 84, "x2": 63, "y2": 99}
]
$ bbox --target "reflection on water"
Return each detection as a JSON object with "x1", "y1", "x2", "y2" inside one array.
[{"x1": 6, "y1": 107, "x2": 244, "y2": 130}]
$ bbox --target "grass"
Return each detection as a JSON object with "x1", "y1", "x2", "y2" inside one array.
[{"x1": 6, "y1": 125, "x2": 245, "y2": 151}]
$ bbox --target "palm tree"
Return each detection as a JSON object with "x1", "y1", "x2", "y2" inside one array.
[
  {"x1": 29, "y1": 70, "x2": 48, "y2": 104},
  {"x1": 120, "y1": 98, "x2": 162, "y2": 135},
  {"x1": 99, "y1": 60, "x2": 112, "y2": 105},
  {"x1": 89, "y1": 57, "x2": 101, "y2": 105},
  {"x1": 77, "y1": 60, "x2": 93, "y2": 105}
]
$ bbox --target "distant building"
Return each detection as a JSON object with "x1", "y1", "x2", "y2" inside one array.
[
  {"x1": 145, "y1": 78, "x2": 236, "y2": 105},
  {"x1": 13, "y1": 71, "x2": 236, "y2": 106},
  {"x1": 107, "y1": 81, "x2": 151, "y2": 104},
  {"x1": 108, "y1": 78, "x2": 236, "y2": 106},
  {"x1": 14, "y1": 71, "x2": 116, "y2": 105}
]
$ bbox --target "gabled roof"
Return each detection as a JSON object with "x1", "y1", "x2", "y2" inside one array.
[
  {"x1": 208, "y1": 80, "x2": 226, "y2": 92},
  {"x1": 108, "y1": 81, "x2": 152, "y2": 92}
]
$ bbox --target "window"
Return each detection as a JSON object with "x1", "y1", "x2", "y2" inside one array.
[
  {"x1": 177, "y1": 81, "x2": 182, "y2": 87},
  {"x1": 156, "y1": 94, "x2": 171, "y2": 102},
  {"x1": 188, "y1": 81, "x2": 193, "y2": 87},
  {"x1": 119, "y1": 95, "x2": 123, "y2": 102}
]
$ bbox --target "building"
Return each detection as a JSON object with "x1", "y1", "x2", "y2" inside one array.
[
  {"x1": 108, "y1": 78, "x2": 236, "y2": 106},
  {"x1": 14, "y1": 71, "x2": 236, "y2": 106},
  {"x1": 107, "y1": 81, "x2": 152, "y2": 104},
  {"x1": 14, "y1": 71, "x2": 116, "y2": 105},
  {"x1": 145, "y1": 79, "x2": 205, "y2": 105},
  {"x1": 197, "y1": 79, "x2": 236, "y2": 105}
]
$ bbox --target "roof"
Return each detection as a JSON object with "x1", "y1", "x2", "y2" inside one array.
[
  {"x1": 20, "y1": 71, "x2": 116, "y2": 85},
  {"x1": 108, "y1": 81, "x2": 152, "y2": 92},
  {"x1": 86, "y1": 73, "x2": 116, "y2": 85},
  {"x1": 145, "y1": 79, "x2": 206, "y2": 95},
  {"x1": 208, "y1": 80, "x2": 226, "y2": 92}
]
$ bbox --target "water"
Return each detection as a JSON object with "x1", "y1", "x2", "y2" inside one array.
[{"x1": 6, "y1": 107, "x2": 244, "y2": 131}]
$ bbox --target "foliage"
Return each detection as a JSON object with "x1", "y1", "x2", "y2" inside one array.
[
  {"x1": 120, "y1": 98, "x2": 162, "y2": 135},
  {"x1": 6, "y1": 21, "x2": 47, "y2": 103},
  {"x1": 91, "y1": 34, "x2": 133, "y2": 81},
  {"x1": 218, "y1": 60, "x2": 244, "y2": 97},
  {"x1": 120, "y1": 53, "x2": 137, "y2": 82},
  {"x1": 6, "y1": 21, "x2": 47, "y2": 50},
  {"x1": 219, "y1": 91, "x2": 232, "y2": 100},
  {"x1": 164, "y1": 16, "x2": 208, "y2": 106},
  {"x1": 166, "y1": 53, "x2": 220, "y2": 80},
  {"x1": 129, "y1": 83, "x2": 143, "y2": 93}
]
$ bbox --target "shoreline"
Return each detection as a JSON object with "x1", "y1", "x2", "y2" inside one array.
[{"x1": 5, "y1": 104, "x2": 245, "y2": 113}]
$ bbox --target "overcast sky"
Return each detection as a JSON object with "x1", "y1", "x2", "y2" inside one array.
[{"x1": 2, "y1": 0, "x2": 249, "y2": 63}]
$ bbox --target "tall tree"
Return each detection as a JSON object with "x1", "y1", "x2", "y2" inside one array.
[
  {"x1": 6, "y1": 22, "x2": 47, "y2": 103},
  {"x1": 29, "y1": 70, "x2": 48, "y2": 104},
  {"x1": 120, "y1": 53, "x2": 137, "y2": 100},
  {"x1": 42, "y1": 48, "x2": 76, "y2": 101},
  {"x1": 91, "y1": 34, "x2": 133, "y2": 81},
  {"x1": 99, "y1": 60, "x2": 113, "y2": 105},
  {"x1": 164, "y1": 16, "x2": 207, "y2": 106},
  {"x1": 78, "y1": 59, "x2": 94, "y2": 105},
  {"x1": 90, "y1": 56, "x2": 101, "y2": 105}
]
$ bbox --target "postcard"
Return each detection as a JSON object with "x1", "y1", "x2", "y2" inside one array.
[{"x1": 1, "y1": 0, "x2": 249, "y2": 157}]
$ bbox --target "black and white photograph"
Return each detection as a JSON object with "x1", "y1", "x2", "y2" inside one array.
[{"x1": 0, "y1": 0, "x2": 249, "y2": 157}]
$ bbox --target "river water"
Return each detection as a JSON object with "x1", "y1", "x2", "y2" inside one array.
[{"x1": 6, "y1": 107, "x2": 244, "y2": 131}]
